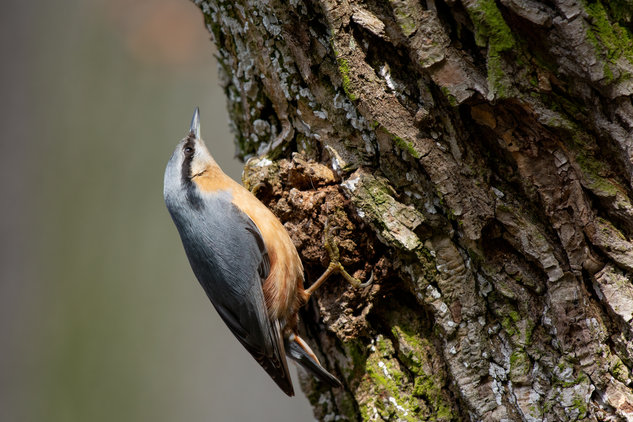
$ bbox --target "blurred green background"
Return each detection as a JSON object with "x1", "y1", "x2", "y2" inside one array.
[{"x1": 0, "y1": 0, "x2": 313, "y2": 421}]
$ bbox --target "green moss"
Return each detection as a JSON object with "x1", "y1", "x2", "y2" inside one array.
[
  {"x1": 368, "y1": 184, "x2": 396, "y2": 207},
  {"x1": 492, "y1": 301, "x2": 537, "y2": 347},
  {"x1": 563, "y1": 130, "x2": 626, "y2": 197},
  {"x1": 372, "y1": 187, "x2": 394, "y2": 208},
  {"x1": 543, "y1": 400, "x2": 554, "y2": 414},
  {"x1": 465, "y1": 0, "x2": 515, "y2": 51},
  {"x1": 381, "y1": 127, "x2": 424, "y2": 159},
  {"x1": 572, "y1": 398, "x2": 588, "y2": 417},
  {"x1": 604, "y1": 0, "x2": 633, "y2": 22},
  {"x1": 610, "y1": 355, "x2": 629, "y2": 383},
  {"x1": 337, "y1": 393, "x2": 360, "y2": 421},
  {"x1": 363, "y1": 347, "x2": 420, "y2": 421},
  {"x1": 501, "y1": 317, "x2": 517, "y2": 336},
  {"x1": 509, "y1": 310, "x2": 520, "y2": 322},
  {"x1": 394, "y1": 9, "x2": 417, "y2": 36},
  {"x1": 524, "y1": 319, "x2": 535, "y2": 345},
  {"x1": 354, "y1": 304, "x2": 460, "y2": 421},
  {"x1": 347, "y1": 342, "x2": 368, "y2": 368},
  {"x1": 440, "y1": 86, "x2": 457, "y2": 107},
  {"x1": 529, "y1": 76, "x2": 538, "y2": 87},
  {"x1": 375, "y1": 334, "x2": 396, "y2": 356},
  {"x1": 343, "y1": 341, "x2": 369, "y2": 385},
  {"x1": 574, "y1": 149, "x2": 620, "y2": 197},
  {"x1": 561, "y1": 371, "x2": 589, "y2": 388},
  {"x1": 509, "y1": 351, "x2": 519, "y2": 365},
  {"x1": 488, "y1": 53, "x2": 511, "y2": 99},
  {"x1": 350, "y1": 171, "x2": 432, "y2": 254},
  {"x1": 546, "y1": 362, "x2": 591, "y2": 420},
  {"x1": 390, "y1": 324, "x2": 456, "y2": 421},
  {"x1": 337, "y1": 58, "x2": 358, "y2": 101},
  {"x1": 497, "y1": 203, "x2": 511, "y2": 212},
  {"x1": 584, "y1": 0, "x2": 633, "y2": 67},
  {"x1": 598, "y1": 217, "x2": 627, "y2": 240},
  {"x1": 394, "y1": 136, "x2": 421, "y2": 159},
  {"x1": 463, "y1": 0, "x2": 517, "y2": 96},
  {"x1": 603, "y1": 62, "x2": 615, "y2": 82},
  {"x1": 509, "y1": 350, "x2": 531, "y2": 382},
  {"x1": 619, "y1": 71, "x2": 633, "y2": 83}
]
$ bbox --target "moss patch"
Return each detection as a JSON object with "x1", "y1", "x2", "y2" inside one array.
[
  {"x1": 393, "y1": 136, "x2": 422, "y2": 159},
  {"x1": 610, "y1": 354, "x2": 630, "y2": 384},
  {"x1": 440, "y1": 86, "x2": 457, "y2": 107},
  {"x1": 584, "y1": 0, "x2": 633, "y2": 67},
  {"x1": 337, "y1": 58, "x2": 358, "y2": 101},
  {"x1": 603, "y1": 0, "x2": 633, "y2": 23},
  {"x1": 509, "y1": 350, "x2": 531, "y2": 383},
  {"x1": 570, "y1": 134, "x2": 621, "y2": 197},
  {"x1": 463, "y1": 0, "x2": 517, "y2": 97},
  {"x1": 465, "y1": 0, "x2": 515, "y2": 51},
  {"x1": 393, "y1": 325, "x2": 455, "y2": 420},
  {"x1": 357, "y1": 312, "x2": 456, "y2": 421}
]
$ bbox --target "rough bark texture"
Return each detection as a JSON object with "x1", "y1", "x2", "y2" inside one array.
[{"x1": 193, "y1": 0, "x2": 633, "y2": 419}]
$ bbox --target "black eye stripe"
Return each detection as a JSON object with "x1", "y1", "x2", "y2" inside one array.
[
  {"x1": 181, "y1": 136, "x2": 196, "y2": 184},
  {"x1": 183, "y1": 137, "x2": 195, "y2": 156}
]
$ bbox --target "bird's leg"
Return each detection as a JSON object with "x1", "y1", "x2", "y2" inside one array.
[
  {"x1": 304, "y1": 217, "x2": 373, "y2": 297},
  {"x1": 242, "y1": 157, "x2": 267, "y2": 195}
]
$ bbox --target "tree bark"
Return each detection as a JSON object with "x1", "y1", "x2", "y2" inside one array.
[{"x1": 193, "y1": 0, "x2": 633, "y2": 419}]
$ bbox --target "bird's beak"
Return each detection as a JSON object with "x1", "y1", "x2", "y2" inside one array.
[{"x1": 190, "y1": 107, "x2": 201, "y2": 139}]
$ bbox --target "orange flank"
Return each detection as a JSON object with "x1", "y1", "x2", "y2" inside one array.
[{"x1": 193, "y1": 166, "x2": 307, "y2": 332}]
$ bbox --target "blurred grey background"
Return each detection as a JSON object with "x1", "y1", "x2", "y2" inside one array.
[{"x1": 0, "y1": 0, "x2": 313, "y2": 421}]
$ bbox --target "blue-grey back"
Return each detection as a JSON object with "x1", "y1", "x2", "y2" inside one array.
[{"x1": 165, "y1": 182, "x2": 273, "y2": 356}]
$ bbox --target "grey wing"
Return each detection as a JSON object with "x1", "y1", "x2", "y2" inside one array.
[{"x1": 176, "y1": 198, "x2": 293, "y2": 396}]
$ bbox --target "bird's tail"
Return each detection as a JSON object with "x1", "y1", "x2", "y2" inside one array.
[{"x1": 284, "y1": 334, "x2": 342, "y2": 388}]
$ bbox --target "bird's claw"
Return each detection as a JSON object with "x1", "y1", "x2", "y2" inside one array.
[
  {"x1": 323, "y1": 217, "x2": 372, "y2": 289},
  {"x1": 359, "y1": 270, "x2": 374, "y2": 288},
  {"x1": 304, "y1": 217, "x2": 373, "y2": 297},
  {"x1": 250, "y1": 182, "x2": 266, "y2": 196}
]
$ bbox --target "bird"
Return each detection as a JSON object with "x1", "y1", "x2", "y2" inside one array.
[{"x1": 163, "y1": 107, "x2": 372, "y2": 396}]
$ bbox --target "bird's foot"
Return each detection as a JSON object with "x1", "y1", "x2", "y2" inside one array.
[
  {"x1": 305, "y1": 217, "x2": 373, "y2": 297},
  {"x1": 242, "y1": 157, "x2": 267, "y2": 195},
  {"x1": 323, "y1": 217, "x2": 373, "y2": 289}
]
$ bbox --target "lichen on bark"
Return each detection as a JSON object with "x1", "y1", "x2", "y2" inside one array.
[{"x1": 193, "y1": 0, "x2": 633, "y2": 419}]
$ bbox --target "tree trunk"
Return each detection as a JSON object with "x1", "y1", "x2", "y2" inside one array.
[{"x1": 192, "y1": 0, "x2": 633, "y2": 419}]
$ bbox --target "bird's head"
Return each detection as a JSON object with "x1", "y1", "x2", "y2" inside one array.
[{"x1": 164, "y1": 107, "x2": 219, "y2": 209}]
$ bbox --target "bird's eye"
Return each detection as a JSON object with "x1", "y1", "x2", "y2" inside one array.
[{"x1": 184, "y1": 146, "x2": 194, "y2": 155}]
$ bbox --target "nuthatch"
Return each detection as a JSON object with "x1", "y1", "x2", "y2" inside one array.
[{"x1": 164, "y1": 108, "x2": 371, "y2": 396}]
